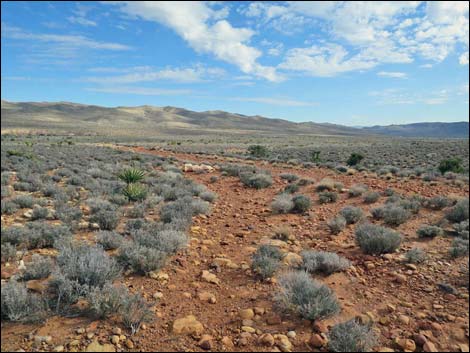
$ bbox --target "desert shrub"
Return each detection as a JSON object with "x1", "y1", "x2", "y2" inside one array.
[
  {"x1": 328, "y1": 318, "x2": 376, "y2": 352},
  {"x1": 315, "y1": 178, "x2": 335, "y2": 192},
  {"x1": 417, "y1": 225, "x2": 443, "y2": 239},
  {"x1": 209, "y1": 176, "x2": 218, "y2": 183},
  {"x1": 120, "y1": 292, "x2": 153, "y2": 335},
  {"x1": 283, "y1": 183, "x2": 300, "y2": 194},
  {"x1": 56, "y1": 242, "x2": 121, "y2": 288},
  {"x1": 280, "y1": 173, "x2": 299, "y2": 182},
  {"x1": 449, "y1": 238, "x2": 469, "y2": 258},
  {"x1": 405, "y1": 248, "x2": 426, "y2": 264},
  {"x1": 48, "y1": 272, "x2": 90, "y2": 313},
  {"x1": 127, "y1": 203, "x2": 146, "y2": 218},
  {"x1": 1, "y1": 280, "x2": 47, "y2": 322},
  {"x1": 1, "y1": 200, "x2": 17, "y2": 215},
  {"x1": 292, "y1": 195, "x2": 311, "y2": 213},
  {"x1": 160, "y1": 198, "x2": 193, "y2": 228},
  {"x1": 251, "y1": 245, "x2": 283, "y2": 280},
  {"x1": 327, "y1": 216, "x2": 347, "y2": 235},
  {"x1": 133, "y1": 229, "x2": 188, "y2": 255},
  {"x1": 272, "y1": 226, "x2": 291, "y2": 241},
  {"x1": 275, "y1": 271, "x2": 340, "y2": 321},
  {"x1": 340, "y1": 206, "x2": 364, "y2": 224},
  {"x1": 400, "y1": 198, "x2": 421, "y2": 214},
  {"x1": 383, "y1": 188, "x2": 395, "y2": 196},
  {"x1": 446, "y1": 198, "x2": 469, "y2": 223},
  {"x1": 438, "y1": 158, "x2": 464, "y2": 175},
  {"x1": 348, "y1": 185, "x2": 367, "y2": 198},
  {"x1": 55, "y1": 204, "x2": 82, "y2": 226},
  {"x1": 191, "y1": 198, "x2": 211, "y2": 215},
  {"x1": 454, "y1": 220, "x2": 469, "y2": 239},
  {"x1": 87, "y1": 198, "x2": 116, "y2": 214},
  {"x1": 424, "y1": 196, "x2": 450, "y2": 210},
  {"x1": 118, "y1": 168, "x2": 145, "y2": 184},
  {"x1": 12, "y1": 195, "x2": 35, "y2": 208},
  {"x1": 355, "y1": 223, "x2": 402, "y2": 255},
  {"x1": 97, "y1": 231, "x2": 124, "y2": 250},
  {"x1": 87, "y1": 284, "x2": 128, "y2": 319},
  {"x1": 298, "y1": 178, "x2": 314, "y2": 186},
  {"x1": 347, "y1": 153, "x2": 364, "y2": 166},
  {"x1": 90, "y1": 209, "x2": 120, "y2": 230},
  {"x1": 240, "y1": 172, "x2": 273, "y2": 189},
  {"x1": 20, "y1": 254, "x2": 54, "y2": 281},
  {"x1": 319, "y1": 191, "x2": 338, "y2": 204},
  {"x1": 123, "y1": 183, "x2": 147, "y2": 202},
  {"x1": 109, "y1": 193, "x2": 129, "y2": 206},
  {"x1": 117, "y1": 242, "x2": 167, "y2": 274},
  {"x1": 248, "y1": 145, "x2": 269, "y2": 158},
  {"x1": 14, "y1": 182, "x2": 37, "y2": 192},
  {"x1": 199, "y1": 191, "x2": 217, "y2": 203},
  {"x1": 271, "y1": 194, "x2": 294, "y2": 214},
  {"x1": 1, "y1": 243, "x2": 16, "y2": 262},
  {"x1": 371, "y1": 206, "x2": 386, "y2": 220},
  {"x1": 382, "y1": 205, "x2": 410, "y2": 226},
  {"x1": 363, "y1": 192, "x2": 380, "y2": 204},
  {"x1": 300, "y1": 251, "x2": 350, "y2": 275},
  {"x1": 22, "y1": 222, "x2": 72, "y2": 249},
  {"x1": 125, "y1": 218, "x2": 146, "y2": 233},
  {"x1": 31, "y1": 206, "x2": 49, "y2": 220}
]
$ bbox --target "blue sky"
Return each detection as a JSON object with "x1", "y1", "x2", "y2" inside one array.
[{"x1": 1, "y1": 1, "x2": 469, "y2": 126}]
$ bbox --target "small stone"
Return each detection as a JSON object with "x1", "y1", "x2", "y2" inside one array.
[
  {"x1": 85, "y1": 341, "x2": 116, "y2": 352},
  {"x1": 198, "y1": 335, "x2": 214, "y2": 350},
  {"x1": 242, "y1": 326, "x2": 256, "y2": 333},
  {"x1": 394, "y1": 274, "x2": 407, "y2": 284},
  {"x1": 221, "y1": 336, "x2": 234, "y2": 348},
  {"x1": 172, "y1": 315, "x2": 204, "y2": 336},
  {"x1": 69, "y1": 340, "x2": 80, "y2": 347},
  {"x1": 254, "y1": 307, "x2": 265, "y2": 315},
  {"x1": 423, "y1": 342, "x2": 438, "y2": 352},
  {"x1": 310, "y1": 334, "x2": 327, "y2": 348},
  {"x1": 239, "y1": 309, "x2": 255, "y2": 320},
  {"x1": 153, "y1": 292, "x2": 163, "y2": 300},
  {"x1": 398, "y1": 315, "x2": 410, "y2": 325},
  {"x1": 112, "y1": 327, "x2": 121, "y2": 335},
  {"x1": 396, "y1": 338, "x2": 416, "y2": 352},
  {"x1": 125, "y1": 340, "x2": 134, "y2": 349},
  {"x1": 198, "y1": 291, "x2": 216, "y2": 303},
  {"x1": 110, "y1": 335, "x2": 120, "y2": 345},
  {"x1": 53, "y1": 346, "x2": 64, "y2": 352},
  {"x1": 259, "y1": 333, "x2": 275, "y2": 347},
  {"x1": 287, "y1": 331, "x2": 296, "y2": 339},
  {"x1": 313, "y1": 321, "x2": 328, "y2": 333},
  {"x1": 201, "y1": 270, "x2": 220, "y2": 285},
  {"x1": 276, "y1": 335, "x2": 293, "y2": 352}
]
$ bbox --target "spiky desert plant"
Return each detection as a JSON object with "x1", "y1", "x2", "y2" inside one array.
[{"x1": 118, "y1": 168, "x2": 145, "y2": 184}]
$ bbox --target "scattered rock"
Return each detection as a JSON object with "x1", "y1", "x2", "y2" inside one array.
[
  {"x1": 198, "y1": 335, "x2": 214, "y2": 350},
  {"x1": 85, "y1": 341, "x2": 116, "y2": 352},
  {"x1": 172, "y1": 315, "x2": 204, "y2": 336},
  {"x1": 201, "y1": 270, "x2": 220, "y2": 285},
  {"x1": 259, "y1": 333, "x2": 275, "y2": 347},
  {"x1": 239, "y1": 308, "x2": 255, "y2": 320}
]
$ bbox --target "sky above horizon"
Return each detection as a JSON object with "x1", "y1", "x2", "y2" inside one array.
[{"x1": 1, "y1": 1, "x2": 469, "y2": 126}]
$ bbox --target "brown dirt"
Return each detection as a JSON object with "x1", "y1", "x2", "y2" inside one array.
[{"x1": 1, "y1": 146, "x2": 469, "y2": 352}]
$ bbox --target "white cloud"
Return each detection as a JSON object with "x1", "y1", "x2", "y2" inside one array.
[
  {"x1": 109, "y1": 1, "x2": 282, "y2": 82},
  {"x1": 86, "y1": 65, "x2": 225, "y2": 84},
  {"x1": 279, "y1": 44, "x2": 376, "y2": 77},
  {"x1": 459, "y1": 51, "x2": 469, "y2": 65},
  {"x1": 229, "y1": 96, "x2": 316, "y2": 107},
  {"x1": 377, "y1": 71, "x2": 408, "y2": 78},
  {"x1": 87, "y1": 86, "x2": 192, "y2": 95},
  {"x1": 2, "y1": 23, "x2": 130, "y2": 51},
  {"x1": 67, "y1": 16, "x2": 97, "y2": 27}
]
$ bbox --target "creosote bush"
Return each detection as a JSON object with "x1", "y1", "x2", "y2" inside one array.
[
  {"x1": 328, "y1": 318, "x2": 376, "y2": 352},
  {"x1": 363, "y1": 191, "x2": 380, "y2": 204},
  {"x1": 446, "y1": 198, "x2": 469, "y2": 223},
  {"x1": 355, "y1": 223, "x2": 402, "y2": 255},
  {"x1": 450, "y1": 238, "x2": 469, "y2": 258},
  {"x1": 20, "y1": 254, "x2": 54, "y2": 281},
  {"x1": 120, "y1": 292, "x2": 153, "y2": 335},
  {"x1": 382, "y1": 205, "x2": 410, "y2": 226},
  {"x1": 118, "y1": 242, "x2": 167, "y2": 274},
  {"x1": 424, "y1": 196, "x2": 450, "y2": 210},
  {"x1": 96, "y1": 231, "x2": 124, "y2": 250},
  {"x1": 91, "y1": 209, "x2": 120, "y2": 230},
  {"x1": 87, "y1": 284, "x2": 129, "y2": 319},
  {"x1": 300, "y1": 251, "x2": 350, "y2": 275},
  {"x1": 275, "y1": 271, "x2": 340, "y2": 321},
  {"x1": 438, "y1": 158, "x2": 464, "y2": 175}
]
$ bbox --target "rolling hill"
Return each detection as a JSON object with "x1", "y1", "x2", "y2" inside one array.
[{"x1": 1, "y1": 100, "x2": 468, "y2": 138}]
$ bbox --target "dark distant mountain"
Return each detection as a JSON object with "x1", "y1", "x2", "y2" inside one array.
[
  {"x1": 1, "y1": 100, "x2": 467, "y2": 138},
  {"x1": 361, "y1": 122, "x2": 469, "y2": 138}
]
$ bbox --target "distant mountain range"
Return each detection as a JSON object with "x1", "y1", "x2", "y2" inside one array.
[{"x1": 1, "y1": 100, "x2": 468, "y2": 138}]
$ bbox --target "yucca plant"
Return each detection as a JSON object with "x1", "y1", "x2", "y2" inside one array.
[
  {"x1": 118, "y1": 168, "x2": 145, "y2": 184},
  {"x1": 123, "y1": 183, "x2": 147, "y2": 202}
]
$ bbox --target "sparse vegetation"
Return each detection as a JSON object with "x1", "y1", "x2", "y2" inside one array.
[
  {"x1": 251, "y1": 245, "x2": 283, "y2": 280},
  {"x1": 355, "y1": 223, "x2": 402, "y2": 255},
  {"x1": 340, "y1": 206, "x2": 364, "y2": 224},
  {"x1": 328, "y1": 319, "x2": 376, "y2": 352},
  {"x1": 327, "y1": 216, "x2": 347, "y2": 235},
  {"x1": 417, "y1": 225, "x2": 443, "y2": 238},
  {"x1": 300, "y1": 251, "x2": 350, "y2": 275}
]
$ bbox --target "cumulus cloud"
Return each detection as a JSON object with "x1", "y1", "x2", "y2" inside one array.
[
  {"x1": 108, "y1": 1, "x2": 282, "y2": 81},
  {"x1": 229, "y1": 96, "x2": 316, "y2": 107},
  {"x1": 87, "y1": 86, "x2": 192, "y2": 95},
  {"x1": 377, "y1": 71, "x2": 408, "y2": 78}
]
